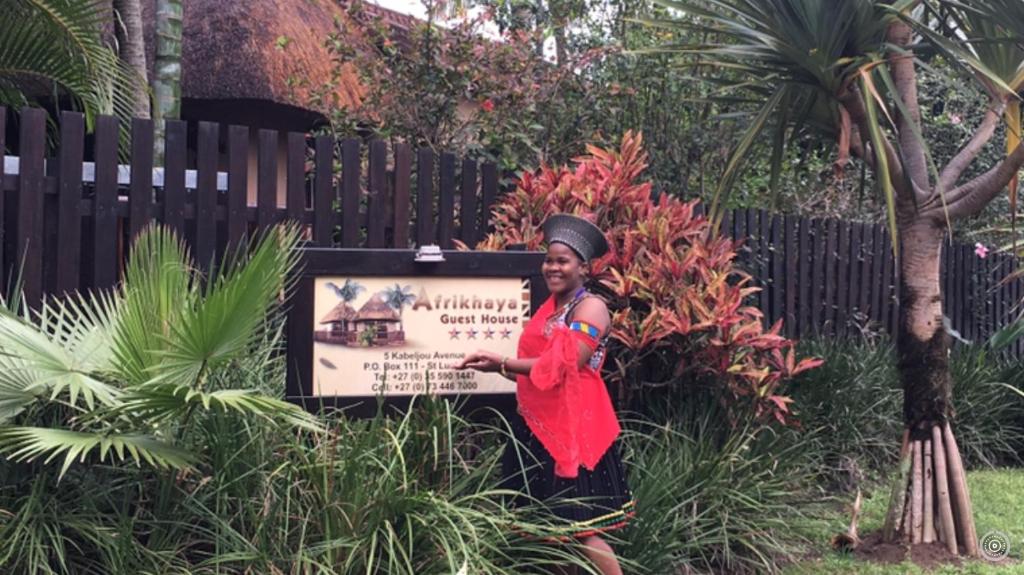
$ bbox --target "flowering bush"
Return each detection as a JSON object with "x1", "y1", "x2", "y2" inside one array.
[
  {"x1": 475, "y1": 132, "x2": 822, "y2": 424},
  {"x1": 304, "y1": 0, "x2": 604, "y2": 173}
]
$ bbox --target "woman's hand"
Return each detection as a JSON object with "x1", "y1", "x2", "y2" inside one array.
[{"x1": 454, "y1": 350, "x2": 504, "y2": 372}]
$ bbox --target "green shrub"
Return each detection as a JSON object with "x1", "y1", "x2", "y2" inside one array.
[
  {"x1": 617, "y1": 398, "x2": 812, "y2": 574},
  {"x1": 779, "y1": 336, "x2": 1024, "y2": 490}
]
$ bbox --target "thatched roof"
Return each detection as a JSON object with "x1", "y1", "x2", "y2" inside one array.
[
  {"x1": 320, "y1": 301, "x2": 357, "y2": 324},
  {"x1": 354, "y1": 293, "x2": 400, "y2": 322},
  {"x1": 140, "y1": 0, "x2": 421, "y2": 113}
]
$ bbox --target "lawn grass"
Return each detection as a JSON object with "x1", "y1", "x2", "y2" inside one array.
[{"x1": 784, "y1": 468, "x2": 1024, "y2": 574}]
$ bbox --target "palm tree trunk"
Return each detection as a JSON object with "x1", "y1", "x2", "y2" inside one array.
[
  {"x1": 112, "y1": 0, "x2": 149, "y2": 118},
  {"x1": 884, "y1": 218, "x2": 978, "y2": 556},
  {"x1": 153, "y1": 0, "x2": 183, "y2": 161}
]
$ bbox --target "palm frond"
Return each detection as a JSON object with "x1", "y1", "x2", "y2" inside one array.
[
  {"x1": 0, "y1": 0, "x2": 144, "y2": 128},
  {"x1": 118, "y1": 382, "x2": 322, "y2": 432},
  {"x1": 0, "y1": 427, "x2": 194, "y2": 479}
]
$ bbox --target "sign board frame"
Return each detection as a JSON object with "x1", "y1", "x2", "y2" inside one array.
[{"x1": 286, "y1": 248, "x2": 547, "y2": 416}]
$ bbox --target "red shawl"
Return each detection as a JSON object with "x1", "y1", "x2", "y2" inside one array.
[{"x1": 516, "y1": 297, "x2": 621, "y2": 478}]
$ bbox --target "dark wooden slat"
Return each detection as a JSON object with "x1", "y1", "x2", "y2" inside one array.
[
  {"x1": 460, "y1": 158, "x2": 478, "y2": 247},
  {"x1": 55, "y1": 112, "x2": 85, "y2": 295},
  {"x1": 824, "y1": 219, "x2": 839, "y2": 335},
  {"x1": 393, "y1": 143, "x2": 411, "y2": 249},
  {"x1": 16, "y1": 108, "x2": 46, "y2": 307},
  {"x1": 745, "y1": 209, "x2": 759, "y2": 312},
  {"x1": 227, "y1": 125, "x2": 249, "y2": 247},
  {"x1": 870, "y1": 224, "x2": 884, "y2": 323},
  {"x1": 770, "y1": 214, "x2": 783, "y2": 326},
  {"x1": 286, "y1": 132, "x2": 306, "y2": 227},
  {"x1": 835, "y1": 221, "x2": 851, "y2": 337},
  {"x1": 810, "y1": 219, "x2": 826, "y2": 335},
  {"x1": 847, "y1": 223, "x2": 862, "y2": 331},
  {"x1": 313, "y1": 135, "x2": 334, "y2": 246},
  {"x1": 257, "y1": 129, "x2": 278, "y2": 229},
  {"x1": 797, "y1": 217, "x2": 811, "y2": 337},
  {"x1": 858, "y1": 223, "x2": 872, "y2": 320},
  {"x1": 163, "y1": 119, "x2": 187, "y2": 235},
  {"x1": 966, "y1": 244, "x2": 976, "y2": 342},
  {"x1": 481, "y1": 162, "x2": 497, "y2": 234},
  {"x1": 92, "y1": 116, "x2": 119, "y2": 291},
  {"x1": 438, "y1": 153, "x2": 456, "y2": 249},
  {"x1": 722, "y1": 211, "x2": 733, "y2": 240},
  {"x1": 129, "y1": 118, "x2": 153, "y2": 239},
  {"x1": 879, "y1": 233, "x2": 893, "y2": 334},
  {"x1": 416, "y1": 148, "x2": 435, "y2": 246},
  {"x1": 341, "y1": 139, "x2": 360, "y2": 247},
  {"x1": 955, "y1": 243, "x2": 966, "y2": 338},
  {"x1": 892, "y1": 241, "x2": 902, "y2": 340},
  {"x1": 367, "y1": 140, "x2": 387, "y2": 248},
  {"x1": 195, "y1": 121, "x2": 218, "y2": 270},
  {"x1": 757, "y1": 210, "x2": 770, "y2": 323},
  {"x1": 784, "y1": 215, "x2": 797, "y2": 337}
]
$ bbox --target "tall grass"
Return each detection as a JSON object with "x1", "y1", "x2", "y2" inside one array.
[{"x1": 617, "y1": 397, "x2": 814, "y2": 575}]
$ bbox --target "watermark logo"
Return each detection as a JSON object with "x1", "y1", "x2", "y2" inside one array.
[{"x1": 979, "y1": 530, "x2": 1010, "y2": 561}]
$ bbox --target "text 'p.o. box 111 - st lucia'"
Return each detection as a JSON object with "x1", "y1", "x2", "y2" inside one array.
[{"x1": 286, "y1": 248, "x2": 547, "y2": 415}]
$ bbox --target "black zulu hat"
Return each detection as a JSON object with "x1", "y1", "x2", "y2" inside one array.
[{"x1": 542, "y1": 213, "x2": 610, "y2": 262}]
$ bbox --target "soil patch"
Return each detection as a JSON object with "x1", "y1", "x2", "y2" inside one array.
[{"x1": 852, "y1": 531, "x2": 961, "y2": 570}]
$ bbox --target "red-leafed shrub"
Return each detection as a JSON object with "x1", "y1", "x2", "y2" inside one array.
[{"x1": 474, "y1": 132, "x2": 822, "y2": 424}]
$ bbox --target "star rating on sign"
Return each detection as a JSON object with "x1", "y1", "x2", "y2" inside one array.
[
  {"x1": 483, "y1": 327, "x2": 495, "y2": 339},
  {"x1": 449, "y1": 328, "x2": 461, "y2": 340},
  {"x1": 466, "y1": 328, "x2": 478, "y2": 340},
  {"x1": 500, "y1": 328, "x2": 513, "y2": 339}
]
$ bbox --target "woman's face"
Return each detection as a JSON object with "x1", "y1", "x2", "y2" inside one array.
[{"x1": 543, "y1": 242, "x2": 587, "y2": 296}]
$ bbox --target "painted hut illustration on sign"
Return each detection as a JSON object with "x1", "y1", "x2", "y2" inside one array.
[
  {"x1": 352, "y1": 292, "x2": 405, "y2": 346},
  {"x1": 317, "y1": 301, "x2": 357, "y2": 345}
]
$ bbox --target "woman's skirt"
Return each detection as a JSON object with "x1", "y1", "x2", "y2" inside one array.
[{"x1": 500, "y1": 412, "x2": 635, "y2": 541}]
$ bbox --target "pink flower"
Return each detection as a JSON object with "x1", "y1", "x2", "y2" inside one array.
[
  {"x1": 975, "y1": 242, "x2": 989, "y2": 258},
  {"x1": 481, "y1": 99, "x2": 495, "y2": 112},
  {"x1": 949, "y1": 113, "x2": 962, "y2": 125}
]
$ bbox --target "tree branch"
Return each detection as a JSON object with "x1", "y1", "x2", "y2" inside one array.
[
  {"x1": 887, "y1": 21, "x2": 929, "y2": 193},
  {"x1": 848, "y1": 125, "x2": 877, "y2": 171},
  {"x1": 937, "y1": 142, "x2": 1024, "y2": 220},
  {"x1": 931, "y1": 98, "x2": 1006, "y2": 203},
  {"x1": 839, "y1": 88, "x2": 915, "y2": 206}
]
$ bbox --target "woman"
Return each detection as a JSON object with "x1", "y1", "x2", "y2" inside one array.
[{"x1": 456, "y1": 214, "x2": 633, "y2": 575}]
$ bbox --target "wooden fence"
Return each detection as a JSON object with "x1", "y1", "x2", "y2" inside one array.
[
  {"x1": 718, "y1": 210, "x2": 1023, "y2": 356},
  {"x1": 1, "y1": 107, "x2": 505, "y2": 308},
  {"x1": 1, "y1": 107, "x2": 1021, "y2": 352}
]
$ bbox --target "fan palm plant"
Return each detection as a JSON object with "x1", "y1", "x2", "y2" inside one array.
[
  {"x1": 642, "y1": 0, "x2": 1024, "y2": 557},
  {"x1": 0, "y1": 223, "x2": 319, "y2": 479},
  {"x1": 1, "y1": 0, "x2": 142, "y2": 129}
]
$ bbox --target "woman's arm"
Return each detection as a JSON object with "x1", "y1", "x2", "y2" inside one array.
[{"x1": 455, "y1": 297, "x2": 611, "y2": 376}]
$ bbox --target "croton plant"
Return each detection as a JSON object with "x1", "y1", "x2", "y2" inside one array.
[{"x1": 472, "y1": 132, "x2": 822, "y2": 425}]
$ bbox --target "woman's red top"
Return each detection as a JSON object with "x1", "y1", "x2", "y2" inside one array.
[{"x1": 515, "y1": 295, "x2": 621, "y2": 478}]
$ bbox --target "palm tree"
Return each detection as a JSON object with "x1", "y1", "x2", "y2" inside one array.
[
  {"x1": 0, "y1": 223, "x2": 319, "y2": 479},
  {"x1": 644, "y1": 0, "x2": 1024, "y2": 555},
  {"x1": 112, "y1": 0, "x2": 150, "y2": 118},
  {"x1": 383, "y1": 283, "x2": 416, "y2": 332},
  {"x1": 1, "y1": 0, "x2": 141, "y2": 128},
  {"x1": 326, "y1": 279, "x2": 366, "y2": 303},
  {"x1": 153, "y1": 0, "x2": 183, "y2": 159}
]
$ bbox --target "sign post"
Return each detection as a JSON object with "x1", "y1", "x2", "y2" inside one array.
[{"x1": 286, "y1": 248, "x2": 546, "y2": 415}]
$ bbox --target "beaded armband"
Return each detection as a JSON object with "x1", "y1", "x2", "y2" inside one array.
[{"x1": 569, "y1": 321, "x2": 601, "y2": 341}]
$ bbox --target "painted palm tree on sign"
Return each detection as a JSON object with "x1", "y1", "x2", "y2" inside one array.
[
  {"x1": 383, "y1": 283, "x2": 416, "y2": 332},
  {"x1": 326, "y1": 279, "x2": 366, "y2": 303},
  {"x1": 642, "y1": 0, "x2": 1024, "y2": 557}
]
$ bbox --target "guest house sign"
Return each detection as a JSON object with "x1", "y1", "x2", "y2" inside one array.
[
  {"x1": 312, "y1": 276, "x2": 530, "y2": 396},
  {"x1": 286, "y1": 248, "x2": 546, "y2": 412}
]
